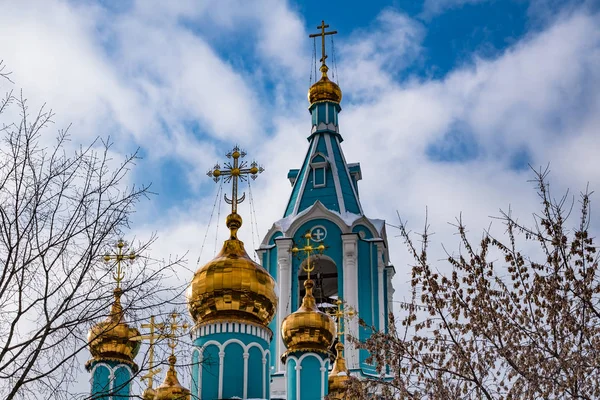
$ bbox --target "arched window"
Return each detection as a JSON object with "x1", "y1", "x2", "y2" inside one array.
[
  {"x1": 310, "y1": 153, "x2": 328, "y2": 188},
  {"x1": 298, "y1": 256, "x2": 338, "y2": 314}
]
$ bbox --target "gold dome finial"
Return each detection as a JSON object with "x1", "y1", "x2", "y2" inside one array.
[
  {"x1": 187, "y1": 147, "x2": 277, "y2": 329},
  {"x1": 87, "y1": 240, "x2": 140, "y2": 370},
  {"x1": 281, "y1": 235, "x2": 335, "y2": 359},
  {"x1": 328, "y1": 299, "x2": 355, "y2": 399},
  {"x1": 155, "y1": 313, "x2": 191, "y2": 400},
  {"x1": 308, "y1": 20, "x2": 342, "y2": 105}
]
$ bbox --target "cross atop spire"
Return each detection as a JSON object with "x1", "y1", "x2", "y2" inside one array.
[
  {"x1": 207, "y1": 146, "x2": 264, "y2": 215},
  {"x1": 309, "y1": 20, "x2": 338, "y2": 67},
  {"x1": 132, "y1": 316, "x2": 166, "y2": 392},
  {"x1": 103, "y1": 239, "x2": 136, "y2": 290},
  {"x1": 331, "y1": 299, "x2": 355, "y2": 342},
  {"x1": 292, "y1": 232, "x2": 326, "y2": 281}
]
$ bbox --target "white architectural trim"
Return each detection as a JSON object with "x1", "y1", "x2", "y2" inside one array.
[
  {"x1": 192, "y1": 321, "x2": 272, "y2": 342},
  {"x1": 218, "y1": 351, "x2": 225, "y2": 399},
  {"x1": 296, "y1": 364, "x2": 302, "y2": 400},
  {"x1": 292, "y1": 139, "x2": 318, "y2": 216},
  {"x1": 334, "y1": 136, "x2": 364, "y2": 214},
  {"x1": 325, "y1": 134, "x2": 346, "y2": 214},
  {"x1": 275, "y1": 237, "x2": 294, "y2": 372},
  {"x1": 262, "y1": 356, "x2": 268, "y2": 399},
  {"x1": 341, "y1": 233, "x2": 360, "y2": 369},
  {"x1": 243, "y1": 351, "x2": 249, "y2": 399}
]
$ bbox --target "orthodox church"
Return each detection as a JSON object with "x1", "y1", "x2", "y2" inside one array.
[{"x1": 85, "y1": 21, "x2": 395, "y2": 400}]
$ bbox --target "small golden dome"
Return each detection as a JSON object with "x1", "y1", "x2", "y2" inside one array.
[
  {"x1": 308, "y1": 64, "x2": 342, "y2": 106},
  {"x1": 186, "y1": 213, "x2": 278, "y2": 328},
  {"x1": 86, "y1": 288, "x2": 140, "y2": 370},
  {"x1": 142, "y1": 387, "x2": 156, "y2": 400},
  {"x1": 154, "y1": 355, "x2": 191, "y2": 400},
  {"x1": 328, "y1": 342, "x2": 349, "y2": 399},
  {"x1": 281, "y1": 279, "x2": 335, "y2": 359}
]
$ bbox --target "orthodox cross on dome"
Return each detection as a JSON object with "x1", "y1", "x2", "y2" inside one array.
[
  {"x1": 331, "y1": 299, "x2": 356, "y2": 342},
  {"x1": 165, "y1": 312, "x2": 189, "y2": 357},
  {"x1": 207, "y1": 146, "x2": 264, "y2": 214},
  {"x1": 309, "y1": 20, "x2": 338, "y2": 66},
  {"x1": 132, "y1": 316, "x2": 166, "y2": 392},
  {"x1": 103, "y1": 239, "x2": 136, "y2": 290},
  {"x1": 292, "y1": 232, "x2": 326, "y2": 281}
]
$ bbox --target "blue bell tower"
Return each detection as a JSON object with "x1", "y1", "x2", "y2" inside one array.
[{"x1": 258, "y1": 21, "x2": 395, "y2": 397}]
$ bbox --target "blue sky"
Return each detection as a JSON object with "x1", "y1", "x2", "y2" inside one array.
[{"x1": 1, "y1": 0, "x2": 599, "y2": 394}]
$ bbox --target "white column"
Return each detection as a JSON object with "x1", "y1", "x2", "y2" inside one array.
[
  {"x1": 295, "y1": 364, "x2": 302, "y2": 400},
  {"x1": 276, "y1": 238, "x2": 294, "y2": 372},
  {"x1": 262, "y1": 357, "x2": 267, "y2": 399},
  {"x1": 320, "y1": 365, "x2": 326, "y2": 400},
  {"x1": 386, "y1": 265, "x2": 396, "y2": 328},
  {"x1": 341, "y1": 233, "x2": 359, "y2": 369},
  {"x1": 218, "y1": 351, "x2": 225, "y2": 399},
  {"x1": 375, "y1": 242, "x2": 386, "y2": 331},
  {"x1": 243, "y1": 352, "x2": 249, "y2": 399}
]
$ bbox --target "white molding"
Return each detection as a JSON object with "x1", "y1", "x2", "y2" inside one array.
[
  {"x1": 218, "y1": 351, "x2": 225, "y2": 399},
  {"x1": 292, "y1": 138, "x2": 318, "y2": 216},
  {"x1": 325, "y1": 134, "x2": 346, "y2": 214},
  {"x1": 243, "y1": 352, "x2": 249, "y2": 399},
  {"x1": 191, "y1": 321, "x2": 272, "y2": 342},
  {"x1": 342, "y1": 233, "x2": 360, "y2": 369},
  {"x1": 276, "y1": 238, "x2": 294, "y2": 372},
  {"x1": 334, "y1": 135, "x2": 364, "y2": 214}
]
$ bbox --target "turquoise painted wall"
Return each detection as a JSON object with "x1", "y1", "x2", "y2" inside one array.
[
  {"x1": 91, "y1": 363, "x2": 110, "y2": 400},
  {"x1": 89, "y1": 360, "x2": 133, "y2": 400},
  {"x1": 286, "y1": 358, "x2": 297, "y2": 400},
  {"x1": 113, "y1": 366, "x2": 131, "y2": 398},
  {"x1": 191, "y1": 349, "x2": 199, "y2": 397},
  {"x1": 200, "y1": 344, "x2": 219, "y2": 400},
  {"x1": 222, "y1": 342, "x2": 244, "y2": 398},
  {"x1": 300, "y1": 355, "x2": 326, "y2": 400},
  {"x1": 247, "y1": 346, "x2": 264, "y2": 399}
]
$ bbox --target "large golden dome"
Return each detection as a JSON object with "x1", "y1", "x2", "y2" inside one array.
[
  {"x1": 86, "y1": 288, "x2": 140, "y2": 370},
  {"x1": 328, "y1": 342, "x2": 350, "y2": 399},
  {"x1": 154, "y1": 355, "x2": 191, "y2": 400},
  {"x1": 186, "y1": 213, "x2": 278, "y2": 328},
  {"x1": 308, "y1": 64, "x2": 342, "y2": 105},
  {"x1": 281, "y1": 279, "x2": 335, "y2": 359}
]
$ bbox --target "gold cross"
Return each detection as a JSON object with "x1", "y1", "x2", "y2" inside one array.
[
  {"x1": 309, "y1": 20, "x2": 338, "y2": 66},
  {"x1": 331, "y1": 299, "x2": 356, "y2": 341},
  {"x1": 292, "y1": 232, "x2": 326, "y2": 281},
  {"x1": 207, "y1": 146, "x2": 264, "y2": 214},
  {"x1": 103, "y1": 240, "x2": 136, "y2": 289},
  {"x1": 164, "y1": 312, "x2": 189, "y2": 357},
  {"x1": 131, "y1": 316, "x2": 166, "y2": 390}
]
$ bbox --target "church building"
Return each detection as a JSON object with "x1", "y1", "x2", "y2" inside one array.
[{"x1": 85, "y1": 20, "x2": 395, "y2": 400}]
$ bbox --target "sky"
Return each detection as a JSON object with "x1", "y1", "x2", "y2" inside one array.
[{"x1": 1, "y1": 0, "x2": 600, "y2": 395}]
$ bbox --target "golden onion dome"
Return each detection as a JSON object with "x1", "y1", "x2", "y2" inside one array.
[
  {"x1": 281, "y1": 279, "x2": 335, "y2": 359},
  {"x1": 154, "y1": 355, "x2": 191, "y2": 400},
  {"x1": 308, "y1": 64, "x2": 342, "y2": 106},
  {"x1": 86, "y1": 288, "x2": 140, "y2": 370},
  {"x1": 186, "y1": 213, "x2": 278, "y2": 328},
  {"x1": 328, "y1": 342, "x2": 350, "y2": 399}
]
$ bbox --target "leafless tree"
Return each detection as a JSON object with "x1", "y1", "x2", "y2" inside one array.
[
  {"x1": 346, "y1": 169, "x2": 600, "y2": 399},
  {"x1": 0, "y1": 62, "x2": 186, "y2": 400}
]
